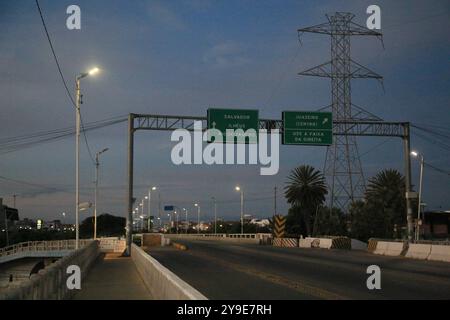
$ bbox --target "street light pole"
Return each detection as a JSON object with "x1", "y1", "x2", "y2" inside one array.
[
  {"x1": 94, "y1": 148, "x2": 108, "y2": 240},
  {"x1": 194, "y1": 203, "x2": 200, "y2": 234},
  {"x1": 411, "y1": 151, "x2": 425, "y2": 241},
  {"x1": 212, "y1": 197, "x2": 217, "y2": 234},
  {"x1": 183, "y1": 208, "x2": 188, "y2": 234},
  {"x1": 235, "y1": 186, "x2": 244, "y2": 234},
  {"x1": 75, "y1": 77, "x2": 81, "y2": 249},
  {"x1": 75, "y1": 67, "x2": 99, "y2": 250},
  {"x1": 147, "y1": 187, "x2": 156, "y2": 232}
]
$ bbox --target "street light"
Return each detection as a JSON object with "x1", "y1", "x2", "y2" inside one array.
[
  {"x1": 183, "y1": 208, "x2": 188, "y2": 234},
  {"x1": 94, "y1": 147, "x2": 109, "y2": 240},
  {"x1": 75, "y1": 67, "x2": 100, "y2": 250},
  {"x1": 194, "y1": 203, "x2": 200, "y2": 234},
  {"x1": 212, "y1": 197, "x2": 217, "y2": 234},
  {"x1": 235, "y1": 186, "x2": 244, "y2": 234},
  {"x1": 147, "y1": 186, "x2": 157, "y2": 232},
  {"x1": 411, "y1": 150, "x2": 425, "y2": 241}
]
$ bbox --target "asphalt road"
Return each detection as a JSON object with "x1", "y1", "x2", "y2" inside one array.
[{"x1": 148, "y1": 240, "x2": 450, "y2": 300}]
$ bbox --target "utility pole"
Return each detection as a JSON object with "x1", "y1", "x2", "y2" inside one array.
[
  {"x1": 13, "y1": 195, "x2": 16, "y2": 209},
  {"x1": 403, "y1": 123, "x2": 414, "y2": 241}
]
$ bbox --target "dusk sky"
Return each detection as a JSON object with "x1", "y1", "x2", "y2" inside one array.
[{"x1": 1, "y1": 0, "x2": 449, "y2": 223}]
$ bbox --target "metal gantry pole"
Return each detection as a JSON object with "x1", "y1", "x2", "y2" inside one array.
[
  {"x1": 75, "y1": 78, "x2": 81, "y2": 250},
  {"x1": 126, "y1": 114, "x2": 135, "y2": 256}
]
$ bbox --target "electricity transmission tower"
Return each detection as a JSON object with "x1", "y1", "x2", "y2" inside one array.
[{"x1": 297, "y1": 12, "x2": 383, "y2": 212}]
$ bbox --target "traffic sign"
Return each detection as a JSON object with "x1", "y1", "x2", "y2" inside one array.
[
  {"x1": 207, "y1": 108, "x2": 259, "y2": 143},
  {"x1": 273, "y1": 215, "x2": 286, "y2": 238},
  {"x1": 164, "y1": 205, "x2": 174, "y2": 211},
  {"x1": 282, "y1": 111, "x2": 333, "y2": 145}
]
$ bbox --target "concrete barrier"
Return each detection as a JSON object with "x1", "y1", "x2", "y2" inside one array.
[
  {"x1": 0, "y1": 241, "x2": 100, "y2": 300},
  {"x1": 131, "y1": 244, "x2": 207, "y2": 300},
  {"x1": 373, "y1": 241, "x2": 389, "y2": 255},
  {"x1": 384, "y1": 241, "x2": 406, "y2": 256},
  {"x1": 372, "y1": 241, "x2": 406, "y2": 256},
  {"x1": 319, "y1": 238, "x2": 333, "y2": 249},
  {"x1": 273, "y1": 238, "x2": 298, "y2": 247},
  {"x1": 428, "y1": 244, "x2": 450, "y2": 263},
  {"x1": 406, "y1": 244, "x2": 432, "y2": 260},
  {"x1": 367, "y1": 239, "x2": 378, "y2": 253},
  {"x1": 98, "y1": 238, "x2": 126, "y2": 253},
  {"x1": 299, "y1": 238, "x2": 313, "y2": 248},
  {"x1": 331, "y1": 237, "x2": 351, "y2": 250}
]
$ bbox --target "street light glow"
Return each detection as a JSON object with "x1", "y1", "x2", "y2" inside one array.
[
  {"x1": 145, "y1": 196, "x2": 148, "y2": 199},
  {"x1": 152, "y1": 186, "x2": 157, "y2": 191},
  {"x1": 194, "y1": 203, "x2": 198, "y2": 207},
  {"x1": 411, "y1": 151, "x2": 419, "y2": 157},
  {"x1": 88, "y1": 67, "x2": 100, "y2": 76},
  {"x1": 235, "y1": 186, "x2": 241, "y2": 191}
]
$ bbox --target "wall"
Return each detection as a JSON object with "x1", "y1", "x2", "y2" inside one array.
[
  {"x1": 130, "y1": 244, "x2": 207, "y2": 300},
  {"x1": 0, "y1": 241, "x2": 100, "y2": 300}
]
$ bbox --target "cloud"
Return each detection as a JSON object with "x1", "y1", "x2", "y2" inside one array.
[
  {"x1": 146, "y1": 1, "x2": 186, "y2": 30},
  {"x1": 203, "y1": 41, "x2": 250, "y2": 69}
]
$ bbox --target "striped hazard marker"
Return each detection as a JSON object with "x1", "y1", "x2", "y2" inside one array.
[{"x1": 273, "y1": 215, "x2": 286, "y2": 238}]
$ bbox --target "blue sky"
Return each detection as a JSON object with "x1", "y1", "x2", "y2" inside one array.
[{"x1": 0, "y1": 0, "x2": 449, "y2": 223}]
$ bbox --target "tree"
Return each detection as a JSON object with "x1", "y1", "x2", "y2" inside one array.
[
  {"x1": 350, "y1": 169, "x2": 407, "y2": 241},
  {"x1": 313, "y1": 206, "x2": 348, "y2": 236},
  {"x1": 79, "y1": 213, "x2": 125, "y2": 238},
  {"x1": 284, "y1": 165, "x2": 328, "y2": 236}
]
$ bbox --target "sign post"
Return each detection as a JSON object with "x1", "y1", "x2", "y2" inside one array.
[{"x1": 282, "y1": 111, "x2": 333, "y2": 145}]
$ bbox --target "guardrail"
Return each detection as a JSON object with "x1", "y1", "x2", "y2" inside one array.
[
  {"x1": 0, "y1": 241, "x2": 100, "y2": 300},
  {"x1": 165, "y1": 233, "x2": 272, "y2": 244}
]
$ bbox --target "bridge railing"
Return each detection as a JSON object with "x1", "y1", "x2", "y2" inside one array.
[
  {"x1": 1, "y1": 241, "x2": 100, "y2": 300},
  {"x1": 0, "y1": 240, "x2": 93, "y2": 260}
]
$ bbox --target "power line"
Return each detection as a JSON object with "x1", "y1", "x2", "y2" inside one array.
[
  {"x1": 35, "y1": 0, "x2": 95, "y2": 165},
  {"x1": 35, "y1": 0, "x2": 76, "y2": 109},
  {"x1": 0, "y1": 116, "x2": 126, "y2": 155},
  {"x1": 425, "y1": 163, "x2": 450, "y2": 177}
]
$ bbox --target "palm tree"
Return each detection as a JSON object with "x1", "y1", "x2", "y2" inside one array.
[
  {"x1": 366, "y1": 169, "x2": 405, "y2": 209},
  {"x1": 365, "y1": 169, "x2": 406, "y2": 237},
  {"x1": 284, "y1": 165, "x2": 328, "y2": 236}
]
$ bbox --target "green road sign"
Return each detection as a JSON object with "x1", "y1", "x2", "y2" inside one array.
[
  {"x1": 282, "y1": 111, "x2": 333, "y2": 145},
  {"x1": 207, "y1": 108, "x2": 259, "y2": 143}
]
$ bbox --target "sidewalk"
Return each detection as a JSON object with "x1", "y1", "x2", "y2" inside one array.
[{"x1": 73, "y1": 253, "x2": 153, "y2": 300}]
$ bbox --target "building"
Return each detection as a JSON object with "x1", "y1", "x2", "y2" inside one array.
[
  {"x1": 420, "y1": 210, "x2": 450, "y2": 239},
  {"x1": 249, "y1": 218, "x2": 270, "y2": 228},
  {"x1": 0, "y1": 198, "x2": 19, "y2": 229}
]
